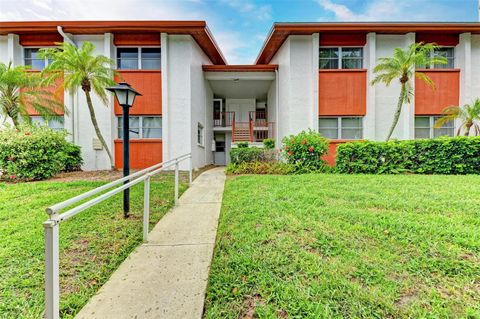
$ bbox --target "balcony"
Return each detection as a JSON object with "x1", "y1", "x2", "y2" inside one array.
[{"x1": 213, "y1": 111, "x2": 274, "y2": 142}]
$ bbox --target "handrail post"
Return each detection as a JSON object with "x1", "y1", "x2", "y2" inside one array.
[
  {"x1": 143, "y1": 176, "x2": 150, "y2": 242},
  {"x1": 188, "y1": 155, "x2": 193, "y2": 185},
  {"x1": 44, "y1": 220, "x2": 59, "y2": 319},
  {"x1": 174, "y1": 160, "x2": 179, "y2": 205}
]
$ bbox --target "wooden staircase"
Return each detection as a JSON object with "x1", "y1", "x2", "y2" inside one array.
[{"x1": 232, "y1": 122, "x2": 251, "y2": 142}]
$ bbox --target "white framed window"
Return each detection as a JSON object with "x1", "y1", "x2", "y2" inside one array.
[
  {"x1": 421, "y1": 47, "x2": 455, "y2": 69},
  {"x1": 24, "y1": 48, "x2": 50, "y2": 70},
  {"x1": 116, "y1": 47, "x2": 161, "y2": 70},
  {"x1": 30, "y1": 116, "x2": 64, "y2": 131},
  {"x1": 197, "y1": 123, "x2": 204, "y2": 146},
  {"x1": 117, "y1": 116, "x2": 162, "y2": 139},
  {"x1": 319, "y1": 47, "x2": 363, "y2": 69},
  {"x1": 318, "y1": 117, "x2": 363, "y2": 140},
  {"x1": 414, "y1": 116, "x2": 455, "y2": 139}
]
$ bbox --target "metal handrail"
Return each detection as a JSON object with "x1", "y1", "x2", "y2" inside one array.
[{"x1": 43, "y1": 153, "x2": 192, "y2": 319}]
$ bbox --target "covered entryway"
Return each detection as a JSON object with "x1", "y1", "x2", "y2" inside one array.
[{"x1": 203, "y1": 65, "x2": 278, "y2": 162}]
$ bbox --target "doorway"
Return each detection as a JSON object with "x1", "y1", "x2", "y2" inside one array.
[{"x1": 214, "y1": 134, "x2": 226, "y2": 166}]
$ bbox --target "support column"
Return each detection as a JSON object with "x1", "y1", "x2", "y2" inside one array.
[
  {"x1": 312, "y1": 33, "x2": 319, "y2": 130},
  {"x1": 403, "y1": 32, "x2": 416, "y2": 140},
  {"x1": 364, "y1": 32, "x2": 376, "y2": 140}
]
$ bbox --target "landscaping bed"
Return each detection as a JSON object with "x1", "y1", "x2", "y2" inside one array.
[
  {"x1": 204, "y1": 174, "x2": 480, "y2": 318},
  {"x1": 0, "y1": 174, "x2": 187, "y2": 318}
]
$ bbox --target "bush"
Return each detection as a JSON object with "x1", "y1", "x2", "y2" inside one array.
[
  {"x1": 0, "y1": 125, "x2": 83, "y2": 180},
  {"x1": 336, "y1": 137, "x2": 480, "y2": 174},
  {"x1": 226, "y1": 161, "x2": 294, "y2": 175},
  {"x1": 263, "y1": 138, "x2": 275, "y2": 149},
  {"x1": 282, "y1": 129, "x2": 329, "y2": 172},
  {"x1": 236, "y1": 142, "x2": 249, "y2": 148},
  {"x1": 230, "y1": 147, "x2": 266, "y2": 164}
]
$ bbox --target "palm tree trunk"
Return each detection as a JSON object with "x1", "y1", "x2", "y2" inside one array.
[
  {"x1": 385, "y1": 84, "x2": 406, "y2": 141},
  {"x1": 11, "y1": 116, "x2": 20, "y2": 130},
  {"x1": 83, "y1": 89, "x2": 114, "y2": 169},
  {"x1": 465, "y1": 122, "x2": 473, "y2": 137}
]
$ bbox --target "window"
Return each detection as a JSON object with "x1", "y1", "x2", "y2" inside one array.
[
  {"x1": 319, "y1": 117, "x2": 363, "y2": 139},
  {"x1": 415, "y1": 116, "x2": 455, "y2": 139},
  {"x1": 319, "y1": 47, "x2": 363, "y2": 69},
  {"x1": 197, "y1": 123, "x2": 204, "y2": 146},
  {"x1": 24, "y1": 48, "x2": 49, "y2": 70},
  {"x1": 117, "y1": 116, "x2": 162, "y2": 139},
  {"x1": 30, "y1": 116, "x2": 64, "y2": 131},
  {"x1": 117, "y1": 47, "x2": 161, "y2": 70},
  {"x1": 421, "y1": 47, "x2": 455, "y2": 69}
]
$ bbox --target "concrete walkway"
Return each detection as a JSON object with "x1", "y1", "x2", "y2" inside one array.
[{"x1": 76, "y1": 167, "x2": 226, "y2": 319}]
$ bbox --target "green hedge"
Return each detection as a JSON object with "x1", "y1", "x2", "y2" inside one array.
[
  {"x1": 336, "y1": 137, "x2": 480, "y2": 174},
  {"x1": 230, "y1": 147, "x2": 276, "y2": 164},
  {"x1": 0, "y1": 125, "x2": 83, "y2": 180}
]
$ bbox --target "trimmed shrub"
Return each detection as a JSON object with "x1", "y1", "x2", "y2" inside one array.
[
  {"x1": 0, "y1": 125, "x2": 83, "y2": 180},
  {"x1": 282, "y1": 129, "x2": 329, "y2": 172},
  {"x1": 236, "y1": 142, "x2": 249, "y2": 148},
  {"x1": 263, "y1": 138, "x2": 275, "y2": 149},
  {"x1": 226, "y1": 161, "x2": 294, "y2": 175},
  {"x1": 336, "y1": 137, "x2": 480, "y2": 174},
  {"x1": 230, "y1": 147, "x2": 266, "y2": 164}
]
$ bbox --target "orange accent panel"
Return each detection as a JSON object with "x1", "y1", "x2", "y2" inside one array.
[
  {"x1": 320, "y1": 33, "x2": 366, "y2": 46},
  {"x1": 416, "y1": 33, "x2": 459, "y2": 46},
  {"x1": 23, "y1": 72, "x2": 64, "y2": 115},
  {"x1": 319, "y1": 70, "x2": 367, "y2": 116},
  {"x1": 415, "y1": 69, "x2": 460, "y2": 115},
  {"x1": 114, "y1": 139, "x2": 162, "y2": 169},
  {"x1": 114, "y1": 33, "x2": 160, "y2": 46},
  {"x1": 114, "y1": 71, "x2": 162, "y2": 115},
  {"x1": 19, "y1": 33, "x2": 63, "y2": 46}
]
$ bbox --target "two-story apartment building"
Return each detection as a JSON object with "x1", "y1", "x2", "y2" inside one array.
[{"x1": 1, "y1": 21, "x2": 479, "y2": 169}]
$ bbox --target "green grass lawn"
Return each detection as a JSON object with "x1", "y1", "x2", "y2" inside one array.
[
  {"x1": 0, "y1": 174, "x2": 187, "y2": 319},
  {"x1": 204, "y1": 174, "x2": 480, "y2": 318}
]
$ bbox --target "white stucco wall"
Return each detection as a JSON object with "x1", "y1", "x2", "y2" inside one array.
[
  {"x1": 164, "y1": 34, "x2": 213, "y2": 170},
  {"x1": 70, "y1": 34, "x2": 114, "y2": 170},
  {"x1": 374, "y1": 34, "x2": 415, "y2": 141},
  {"x1": 0, "y1": 36, "x2": 8, "y2": 63}
]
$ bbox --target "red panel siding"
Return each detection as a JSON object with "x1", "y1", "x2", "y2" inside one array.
[
  {"x1": 415, "y1": 70, "x2": 460, "y2": 115},
  {"x1": 19, "y1": 33, "x2": 63, "y2": 46},
  {"x1": 114, "y1": 33, "x2": 161, "y2": 46},
  {"x1": 23, "y1": 72, "x2": 64, "y2": 115},
  {"x1": 114, "y1": 71, "x2": 162, "y2": 115},
  {"x1": 114, "y1": 139, "x2": 162, "y2": 169},
  {"x1": 319, "y1": 70, "x2": 367, "y2": 116},
  {"x1": 319, "y1": 33, "x2": 367, "y2": 46},
  {"x1": 416, "y1": 33, "x2": 459, "y2": 46}
]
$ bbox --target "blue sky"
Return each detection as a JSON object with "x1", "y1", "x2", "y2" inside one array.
[{"x1": 0, "y1": 0, "x2": 478, "y2": 63}]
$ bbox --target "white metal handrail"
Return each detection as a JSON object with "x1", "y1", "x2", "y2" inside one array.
[{"x1": 43, "y1": 153, "x2": 192, "y2": 319}]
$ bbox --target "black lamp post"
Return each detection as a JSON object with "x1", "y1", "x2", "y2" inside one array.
[{"x1": 106, "y1": 82, "x2": 142, "y2": 218}]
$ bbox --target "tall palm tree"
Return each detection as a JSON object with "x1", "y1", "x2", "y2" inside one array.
[
  {"x1": 371, "y1": 43, "x2": 448, "y2": 141},
  {"x1": 0, "y1": 62, "x2": 63, "y2": 129},
  {"x1": 40, "y1": 42, "x2": 117, "y2": 168},
  {"x1": 434, "y1": 99, "x2": 480, "y2": 136}
]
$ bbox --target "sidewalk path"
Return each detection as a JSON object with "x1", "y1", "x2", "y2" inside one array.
[{"x1": 76, "y1": 167, "x2": 226, "y2": 319}]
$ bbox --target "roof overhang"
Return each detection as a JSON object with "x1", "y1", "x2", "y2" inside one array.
[
  {"x1": 203, "y1": 64, "x2": 278, "y2": 72},
  {"x1": 0, "y1": 20, "x2": 227, "y2": 65},
  {"x1": 256, "y1": 22, "x2": 480, "y2": 64}
]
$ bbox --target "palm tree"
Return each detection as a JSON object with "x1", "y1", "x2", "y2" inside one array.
[
  {"x1": 40, "y1": 42, "x2": 117, "y2": 168},
  {"x1": 371, "y1": 43, "x2": 448, "y2": 141},
  {"x1": 0, "y1": 62, "x2": 63, "y2": 129},
  {"x1": 434, "y1": 99, "x2": 480, "y2": 136}
]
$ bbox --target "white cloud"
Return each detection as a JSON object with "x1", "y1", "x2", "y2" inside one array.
[{"x1": 317, "y1": 0, "x2": 469, "y2": 22}]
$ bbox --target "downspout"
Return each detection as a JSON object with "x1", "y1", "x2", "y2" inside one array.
[
  {"x1": 57, "y1": 26, "x2": 77, "y2": 143},
  {"x1": 275, "y1": 69, "x2": 279, "y2": 147}
]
